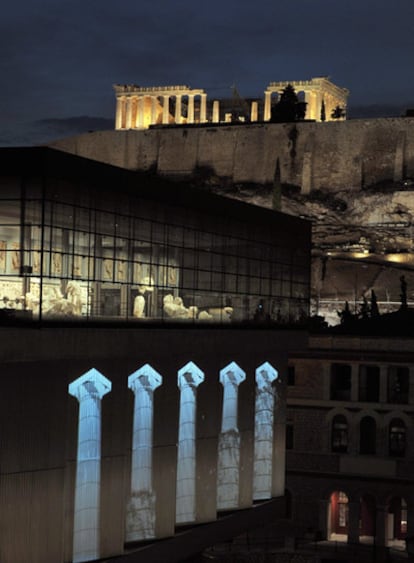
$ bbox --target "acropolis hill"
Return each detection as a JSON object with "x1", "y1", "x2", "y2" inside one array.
[{"x1": 50, "y1": 78, "x2": 414, "y2": 324}]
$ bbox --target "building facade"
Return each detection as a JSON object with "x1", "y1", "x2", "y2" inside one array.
[
  {"x1": 287, "y1": 332, "x2": 414, "y2": 556},
  {"x1": 0, "y1": 147, "x2": 310, "y2": 563}
]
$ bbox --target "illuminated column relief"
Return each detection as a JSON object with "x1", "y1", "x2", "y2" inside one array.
[
  {"x1": 253, "y1": 362, "x2": 278, "y2": 500},
  {"x1": 264, "y1": 91, "x2": 272, "y2": 121},
  {"x1": 176, "y1": 361, "x2": 204, "y2": 524},
  {"x1": 188, "y1": 94, "x2": 195, "y2": 123},
  {"x1": 212, "y1": 101, "x2": 220, "y2": 123},
  {"x1": 68, "y1": 369, "x2": 112, "y2": 563},
  {"x1": 217, "y1": 362, "x2": 246, "y2": 510},
  {"x1": 200, "y1": 93, "x2": 207, "y2": 123},
  {"x1": 162, "y1": 95, "x2": 170, "y2": 125},
  {"x1": 175, "y1": 94, "x2": 182, "y2": 124},
  {"x1": 126, "y1": 364, "x2": 162, "y2": 542}
]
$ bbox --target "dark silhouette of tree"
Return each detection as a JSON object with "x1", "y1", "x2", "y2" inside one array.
[
  {"x1": 370, "y1": 290, "x2": 379, "y2": 317},
  {"x1": 331, "y1": 105, "x2": 346, "y2": 119},
  {"x1": 320, "y1": 99, "x2": 326, "y2": 122},
  {"x1": 272, "y1": 158, "x2": 281, "y2": 210},
  {"x1": 270, "y1": 84, "x2": 307, "y2": 123},
  {"x1": 338, "y1": 301, "x2": 353, "y2": 324},
  {"x1": 359, "y1": 296, "x2": 369, "y2": 319}
]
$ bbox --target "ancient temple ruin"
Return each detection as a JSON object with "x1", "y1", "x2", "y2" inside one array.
[
  {"x1": 113, "y1": 84, "x2": 208, "y2": 129},
  {"x1": 113, "y1": 77, "x2": 349, "y2": 129},
  {"x1": 264, "y1": 77, "x2": 349, "y2": 122}
]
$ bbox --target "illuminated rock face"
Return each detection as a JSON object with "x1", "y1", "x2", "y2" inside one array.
[
  {"x1": 217, "y1": 362, "x2": 246, "y2": 510},
  {"x1": 126, "y1": 365, "x2": 162, "y2": 542},
  {"x1": 176, "y1": 362, "x2": 204, "y2": 524},
  {"x1": 253, "y1": 362, "x2": 278, "y2": 500},
  {"x1": 68, "y1": 369, "x2": 112, "y2": 563}
]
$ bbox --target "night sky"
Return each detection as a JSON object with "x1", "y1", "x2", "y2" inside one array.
[{"x1": 1, "y1": 0, "x2": 414, "y2": 145}]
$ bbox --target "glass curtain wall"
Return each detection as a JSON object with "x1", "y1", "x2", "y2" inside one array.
[{"x1": 0, "y1": 176, "x2": 309, "y2": 324}]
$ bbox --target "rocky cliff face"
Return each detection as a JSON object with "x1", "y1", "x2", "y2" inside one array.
[{"x1": 50, "y1": 123, "x2": 414, "y2": 325}]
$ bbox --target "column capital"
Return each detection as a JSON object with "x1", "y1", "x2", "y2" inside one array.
[
  {"x1": 255, "y1": 362, "x2": 278, "y2": 389},
  {"x1": 178, "y1": 361, "x2": 204, "y2": 389},
  {"x1": 68, "y1": 368, "x2": 112, "y2": 402},
  {"x1": 128, "y1": 364, "x2": 162, "y2": 393},
  {"x1": 220, "y1": 361, "x2": 245, "y2": 387}
]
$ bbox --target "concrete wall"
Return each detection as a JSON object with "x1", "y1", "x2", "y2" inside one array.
[
  {"x1": 51, "y1": 118, "x2": 414, "y2": 192},
  {"x1": 0, "y1": 325, "x2": 305, "y2": 563}
]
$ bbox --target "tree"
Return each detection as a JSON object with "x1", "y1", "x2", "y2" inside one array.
[
  {"x1": 370, "y1": 290, "x2": 379, "y2": 317},
  {"x1": 270, "y1": 84, "x2": 307, "y2": 123},
  {"x1": 320, "y1": 99, "x2": 326, "y2": 122},
  {"x1": 331, "y1": 105, "x2": 346, "y2": 119},
  {"x1": 337, "y1": 301, "x2": 353, "y2": 324},
  {"x1": 359, "y1": 296, "x2": 369, "y2": 319},
  {"x1": 272, "y1": 159, "x2": 282, "y2": 210}
]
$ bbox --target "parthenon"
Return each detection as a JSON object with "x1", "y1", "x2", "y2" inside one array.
[
  {"x1": 113, "y1": 84, "x2": 207, "y2": 129},
  {"x1": 113, "y1": 77, "x2": 349, "y2": 129}
]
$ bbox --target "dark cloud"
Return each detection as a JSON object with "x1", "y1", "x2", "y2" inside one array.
[{"x1": 1, "y1": 0, "x2": 414, "y2": 145}]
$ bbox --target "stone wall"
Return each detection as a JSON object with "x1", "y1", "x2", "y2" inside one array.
[{"x1": 51, "y1": 118, "x2": 414, "y2": 192}]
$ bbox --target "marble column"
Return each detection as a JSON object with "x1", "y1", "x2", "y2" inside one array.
[
  {"x1": 264, "y1": 91, "x2": 272, "y2": 121},
  {"x1": 115, "y1": 97, "x2": 123, "y2": 130},
  {"x1": 125, "y1": 97, "x2": 133, "y2": 129},
  {"x1": 176, "y1": 361, "x2": 204, "y2": 524},
  {"x1": 188, "y1": 94, "x2": 195, "y2": 123},
  {"x1": 212, "y1": 100, "x2": 220, "y2": 123},
  {"x1": 175, "y1": 94, "x2": 182, "y2": 124},
  {"x1": 200, "y1": 93, "x2": 207, "y2": 123},
  {"x1": 151, "y1": 97, "x2": 157, "y2": 125},
  {"x1": 251, "y1": 101, "x2": 258, "y2": 122},
  {"x1": 136, "y1": 97, "x2": 144, "y2": 128},
  {"x1": 253, "y1": 362, "x2": 278, "y2": 500},
  {"x1": 133, "y1": 96, "x2": 139, "y2": 128},
  {"x1": 162, "y1": 95, "x2": 170, "y2": 125},
  {"x1": 68, "y1": 369, "x2": 112, "y2": 563},
  {"x1": 126, "y1": 364, "x2": 163, "y2": 542},
  {"x1": 217, "y1": 362, "x2": 245, "y2": 510}
]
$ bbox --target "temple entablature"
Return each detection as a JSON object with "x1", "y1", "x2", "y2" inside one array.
[
  {"x1": 113, "y1": 84, "x2": 208, "y2": 130},
  {"x1": 264, "y1": 76, "x2": 349, "y2": 122}
]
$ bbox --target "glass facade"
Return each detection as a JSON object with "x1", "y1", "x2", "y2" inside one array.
[{"x1": 0, "y1": 149, "x2": 310, "y2": 325}]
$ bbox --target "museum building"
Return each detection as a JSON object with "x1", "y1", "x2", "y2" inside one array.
[
  {"x1": 0, "y1": 148, "x2": 309, "y2": 325},
  {"x1": 0, "y1": 147, "x2": 310, "y2": 563}
]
